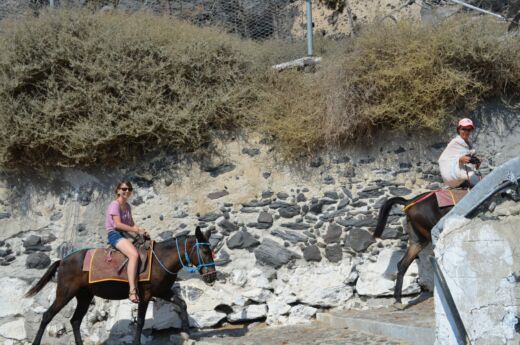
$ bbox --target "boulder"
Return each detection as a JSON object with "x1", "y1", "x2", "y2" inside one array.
[
  {"x1": 189, "y1": 310, "x2": 227, "y2": 328},
  {"x1": 26, "y1": 252, "x2": 51, "y2": 269},
  {"x1": 254, "y1": 239, "x2": 301, "y2": 268},
  {"x1": 325, "y1": 244, "x2": 343, "y2": 263},
  {"x1": 345, "y1": 228, "x2": 375, "y2": 252},
  {"x1": 227, "y1": 304, "x2": 267, "y2": 322},
  {"x1": 286, "y1": 305, "x2": 317, "y2": 325},
  {"x1": 227, "y1": 231, "x2": 260, "y2": 250},
  {"x1": 303, "y1": 245, "x2": 322, "y2": 262},
  {"x1": 323, "y1": 223, "x2": 342, "y2": 244},
  {"x1": 356, "y1": 248, "x2": 420, "y2": 297}
]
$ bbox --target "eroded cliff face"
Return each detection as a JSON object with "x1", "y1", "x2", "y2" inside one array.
[{"x1": 0, "y1": 103, "x2": 519, "y2": 344}]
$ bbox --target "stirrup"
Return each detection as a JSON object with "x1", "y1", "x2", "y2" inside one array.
[{"x1": 129, "y1": 287, "x2": 140, "y2": 304}]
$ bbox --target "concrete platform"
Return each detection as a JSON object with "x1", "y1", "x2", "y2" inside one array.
[{"x1": 317, "y1": 297, "x2": 435, "y2": 345}]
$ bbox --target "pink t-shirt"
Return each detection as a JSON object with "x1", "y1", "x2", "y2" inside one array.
[{"x1": 105, "y1": 200, "x2": 134, "y2": 233}]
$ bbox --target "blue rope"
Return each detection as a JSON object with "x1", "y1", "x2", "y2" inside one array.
[{"x1": 174, "y1": 237, "x2": 215, "y2": 273}]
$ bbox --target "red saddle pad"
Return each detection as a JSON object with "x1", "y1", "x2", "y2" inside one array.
[
  {"x1": 435, "y1": 189, "x2": 468, "y2": 208},
  {"x1": 82, "y1": 244, "x2": 153, "y2": 284}
]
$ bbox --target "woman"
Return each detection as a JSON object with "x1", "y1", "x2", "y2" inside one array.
[
  {"x1": 438, "y1": 118, "x2": 481, "y2": 188},
  {"x1": 105, "y1": 181, "x2": 148, "y2": 303}
]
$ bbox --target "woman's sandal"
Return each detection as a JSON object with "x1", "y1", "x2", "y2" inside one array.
[{"x1": 129, "y1": 288, "x2": 140, "y2": 304}]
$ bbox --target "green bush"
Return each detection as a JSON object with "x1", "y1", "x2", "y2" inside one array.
[{"x1": 0, "y1": 10, "x2": 259, "y2": 168}]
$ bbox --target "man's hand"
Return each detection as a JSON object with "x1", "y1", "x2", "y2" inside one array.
[{"x1": 459, "y1": 155, "x2": 471, "y2": 164}]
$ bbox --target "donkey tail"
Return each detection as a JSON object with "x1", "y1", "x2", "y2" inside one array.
[
  {"x1": 25, "y1": 260, "x2": 61, "y2": 298},
  {"x1": 373, "y1": 197, "x2": 408, "y2": 238}
]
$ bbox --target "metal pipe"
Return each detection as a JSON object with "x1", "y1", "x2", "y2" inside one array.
[
  {"x1": 430, "y1": 256, "x2": 472, "y2": 345},
  {"x1": 448, "y1": 0, "x2": 507, "y2": 21},
  {"x1": 306, "y1": 0, "x2": 314, "y2": 56}
]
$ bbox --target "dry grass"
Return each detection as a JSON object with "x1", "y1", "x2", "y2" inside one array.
[
  {"x1": 1, "y1": 11, "x2": 520, "y2": 168},
  {"x1": 257, "y1": 17, "x2": 520, "y2": 155},
  {"x1": 0, "y1": 10, "x2": 259, "y2": 168}
]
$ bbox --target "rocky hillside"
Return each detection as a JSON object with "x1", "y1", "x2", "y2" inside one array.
[{"x1": 1, "y1": 103, "x2": 519, "y2": 344}]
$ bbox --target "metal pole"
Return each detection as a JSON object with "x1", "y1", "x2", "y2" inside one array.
[
  {"x1": 306, "y1": 0, "x2": 314, "y2": 56},
  {"x1": 448, "y1": 0, "x2": 507, "y2": 21},
  {"x1": 49, "y1": 0, "x2": 55, "y2": 7}
]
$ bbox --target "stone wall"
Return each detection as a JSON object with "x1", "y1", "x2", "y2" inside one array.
[
  {"x1": 1, "y1": 103, "x2": 520, "y2": 344},
  {"x1": 435, "y1": 208, "x2": 520, "y2": 345}
]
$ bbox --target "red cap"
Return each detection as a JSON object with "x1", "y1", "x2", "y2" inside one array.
[{"x1": 458, "y1": 118, "x2": 474, "y2": 129}]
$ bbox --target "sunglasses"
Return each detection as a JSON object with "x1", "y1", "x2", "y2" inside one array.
[{"x1": 120, "y1": 187, "x2": 133, "y2": 192}]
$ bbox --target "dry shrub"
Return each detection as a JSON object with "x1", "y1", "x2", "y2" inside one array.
[
  {"x1": 259, "y1": 16, "x2": 520, "y2": 155},
  {"x1": 0, "y1": 10, "x2": 258, "y2": 168}
]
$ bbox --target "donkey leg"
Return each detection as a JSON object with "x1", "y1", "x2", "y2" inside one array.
[
  {"x1": 395, "y1": 242, "x2": 426, "y2": 304},
  {"x1": 133, "y1": 298, "x2": 150, "y2": 345},
  {"x1": 70, "y1": 290, "x2": 94, "y2": 345},
  {"x1": 32, "y1": 292, "x2": 75, "y2": 345}
]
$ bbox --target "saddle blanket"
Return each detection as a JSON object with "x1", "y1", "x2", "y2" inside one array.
[
  {"x1": 82, "y1": 244, "x2": 154, "y2": 284},
  {"x1": 435, "y1": 189, "x2": 468, "y2": 208}
]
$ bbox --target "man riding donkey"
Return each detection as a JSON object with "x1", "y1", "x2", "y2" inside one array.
[
  {"x1": 373, "y1": 117, "x2": 484, "y2": 304},
  {"x1": 438, "y1": 118, "x2": 482, "y2": 189}
]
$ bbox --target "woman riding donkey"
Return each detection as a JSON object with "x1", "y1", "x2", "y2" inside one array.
[
  {"x1": 106, "y1": 180, "x2": 149, "y2": 303},
  {"x1": 438, "y1": 118, "x2": 482, "y2": 189}
]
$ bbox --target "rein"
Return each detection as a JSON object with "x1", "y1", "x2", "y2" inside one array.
[
  {"x1": 152, "y1": 237, "x2": 215, "y2": 276},
  {"x1": 402, "y1": 191, "x2": 437, "y2": 212}
]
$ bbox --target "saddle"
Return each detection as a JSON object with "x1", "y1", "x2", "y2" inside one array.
[
  {"x1": 435, "y1": 188, "x2": 468, "y2": 208},
  {"x1": 83, "y1": 235, "x2": 154, "y2": 284}
]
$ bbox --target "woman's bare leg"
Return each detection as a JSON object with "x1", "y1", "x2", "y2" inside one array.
[{"x1": 115, "y1": 238, "x2": 140, "y2": 300}]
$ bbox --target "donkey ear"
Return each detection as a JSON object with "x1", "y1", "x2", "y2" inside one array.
[
  {"x1": 195, "y1": 226, "x2": 205, "y2": 242},
  {"x1": 204, "y1": 229, "x2": 212, "y2": 241}
]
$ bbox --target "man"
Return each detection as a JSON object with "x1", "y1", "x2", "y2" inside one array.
[{"x1": 438, "y1": 118, "x2": 481, "y2": 188}]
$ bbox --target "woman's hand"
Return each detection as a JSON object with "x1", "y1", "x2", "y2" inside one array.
[{"x1": 135, "y1": 226, "x2": 149, "y2": 238}]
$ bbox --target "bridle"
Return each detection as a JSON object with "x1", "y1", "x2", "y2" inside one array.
[{"x1": 152, "y1": 236, "x2": 216, "y2": 276}]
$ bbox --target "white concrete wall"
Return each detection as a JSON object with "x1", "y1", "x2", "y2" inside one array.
[{"x1": 435, "y1": 210, "x2": 520, "y2": 345}]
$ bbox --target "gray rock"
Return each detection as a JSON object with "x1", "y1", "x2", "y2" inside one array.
[
  {"x1": 227, "y1": 231, "x2": 260, "y2": 250},
  {"x1": 0, "y1": 247, "x2": 12, "y2": 257},
  {"x1": 309, "y1": 201, "x2": 324, "y2": 214},
  {"x1": 26, "y1": 252, "x2": 51, "y2": 269},
  {"x1": 131, "y1": 196, "x2": 144, "y2": 207},
  {"x1": 258, "y1": 212, "x2": 273, "y2": 224},
  {"x1": 263, "y1": 172, "x2": 271, "y2": 179},
  {"x1": 271, "y1": 229, "x2": 308, "y2": 244},
  {"x1": 276, "y1": 192, "x2": 289, "y2": 200},
  {"x1": 296, "y1": 193, "x2": 307, "y2": 202},
  {"x1": 159, "y1": 231, "x2": 174, "y2": 240},
  {"x1": 78, "y1": 186, "x2": 93, "y2": 206},
  {"x1": 380, "y1": 227, "x2": 404, "y2": 240},
  {"x1": 323, "y1": 176, "x2": 335, "y2": 185},
  {"x1": 332, "y1": 155, "x2": 350, "y2": 164},
  {"x1": 341, "y1": 167, "x2": 356, "y2": 177},
  {"x1": 218, "y1": 219, "x2": 239, "y2": 232},
  {"x1": 278, "y1": 205, "x2": 301, "y2": 218},
  {"x1": 323, "y1": 223, "x2": 343, "y2": 244},
  {"x1": 0, "y1": 212, "x2": 11, "y2": 219},
  {"x1": 198, "y1": 212, "x2": 222, "y2": 222},
  {"x1": 50, "y1": 211, "x2": 63, "y2": 221},
  {"x1": 243, "y1": 199, "x2": 271, "y2": 208},
  {"x1": 240, "y1": 207, "x2": 259, "y2": 213},
  {"x1": 242, "y1": 148, "x2": 260, "y2": 157},
  {"x1": 303, "y1": 245, "x2": 322, "y2": 262},
  {"x1": 319, "y1": 209, "x2": 347, "y2": 222},
  {"x1": 337, "y1": 198, "x2": 350, "y2": 210},
  {"x1": 281, "y1": 223, "x2": 311, "y2": 230},
  {"x1": 23, "y1": 235, "x2": 41, "y2": 248},
  {"x1": 324, "y1": 191, "x2": 339, "y2": 200},
  {"x1": 338, "y1": 216, "x2": 377, "y2": 228},
  {"x1": 254, "y1": 239, "x2": 301, "y2": 268},
  {"x1": 207, "y1": 190, "x2": 229, "y2": 200},
  {"x1": 345, "y1": 229, "x2": 375, "y2": 252},
  {"x1": 269, "y1": 201, "x2": 292, "y2": 209},
  {"x1": 201, "y1": 161, "x2": 236, "y2": 177},
  {"x1": 389, "y1": 187, "x2": 412, "y2": 196},
  {"x1": 247, "y1": 222, "x2": 272, "y2": 230},
  {"x1": 77, "y1": 223, "x2": 87, "y2": 236},
  {"x1": 325, "y1": 244, "x2": 343, "y2": 263},
  {"x1": 358, "y1": 186, "x2": 385, "y2": 198},
  {"x1": 262, "y1": 190, "x2": 274, "y2": 198},
  {"x1": 310, "y1": 156, "x2": 323, "y2": 168}
]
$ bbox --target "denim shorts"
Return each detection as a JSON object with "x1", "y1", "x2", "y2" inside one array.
[{"x1": 108, "y1": 231, "x2": 125, "y2": 248}]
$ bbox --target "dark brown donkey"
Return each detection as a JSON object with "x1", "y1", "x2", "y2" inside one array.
[
  {"x1": 25, "y1": 227, "x2": 216, "y2": 345},
  {"x1": 373, "y1": 193, "x2": 452, "y2": 304}
]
